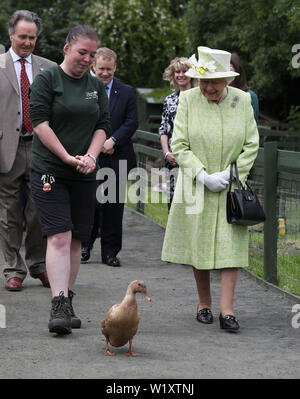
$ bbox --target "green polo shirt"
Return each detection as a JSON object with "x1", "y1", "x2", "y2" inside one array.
[{"x1": 29, "y1": 66, "x2": 110, "y2": 180}]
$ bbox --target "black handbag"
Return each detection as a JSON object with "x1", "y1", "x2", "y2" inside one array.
[{"x1": 226, "y1": 162, "x2": 266, "y2": 226}]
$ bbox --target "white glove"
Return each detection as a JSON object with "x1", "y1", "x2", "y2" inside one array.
[
  {"x1": 197, "y1": 169, "x2": 229, "y2": 193},
  {"x1": 213, "y1": 170, "x2": 230, "y2": 182}
]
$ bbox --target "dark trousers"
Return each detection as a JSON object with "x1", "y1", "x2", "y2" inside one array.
[
  {"x1": 100, "y1": 200, "x2": 125, "y2": 259},
  {"x1": 83, "y1": 163, "x2": 127, "y2": 260}
]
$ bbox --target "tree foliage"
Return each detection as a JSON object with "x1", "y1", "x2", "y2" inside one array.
[
  {"x1": 183, "y1": 0, "x2": 300, "y2": 120},
  {"x1": 0, "y1": 0, "x2": 91, "y2": 62},
  {"x1": 0, "y1": 0, "x2": 298, "y2": 120},
  {"x1": 85, "y1": 0, "x2": 186, "y2": 88}
]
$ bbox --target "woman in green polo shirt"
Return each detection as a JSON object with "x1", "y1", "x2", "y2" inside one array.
[{"x1": 29, "y1": 24, "x2": 110, "y2": 335}]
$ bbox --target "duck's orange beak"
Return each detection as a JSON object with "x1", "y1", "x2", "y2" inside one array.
[{"x1": 142, "y1": 291, "x2": 151, "y2": 302}]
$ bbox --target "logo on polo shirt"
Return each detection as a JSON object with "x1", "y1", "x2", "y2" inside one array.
[{"x1": 85, "y1": 91, "x2": 98, "y2": 100}]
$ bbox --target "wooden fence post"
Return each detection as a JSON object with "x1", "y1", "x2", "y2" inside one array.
[{"x1": 263, "y1": 141, "x2": 278, "y2": 285}]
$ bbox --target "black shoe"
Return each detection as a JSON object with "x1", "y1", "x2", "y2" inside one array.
[
  {"x1": 81, "y1": 247, "x2": 91, "y2": 263},
  {"x1": 196, "y1": 308, "x2": 213, "y2": 324},
  {"x1": 68, "y1": 289, "x2": 81, "y2": 329},
  {"x1": 48, "y1": 291, "x2": 72, "y2": 335},
  {"x1": 102, "y1": 255, "x2": 121, "y2": 267},
  {"x1": 219, "y1": 314, "x2": 239, "y2": 332}
]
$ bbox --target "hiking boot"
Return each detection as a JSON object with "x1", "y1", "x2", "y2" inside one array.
[
  {"x1": 68, "y1": 289, "x2": 81, "y2": 329},
  {"x1": 48, "y1": 291, "x2": 72, "y2": 335}
]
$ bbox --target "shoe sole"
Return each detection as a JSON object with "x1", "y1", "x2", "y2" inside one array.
[
  {"x1": 48, "y1": 320, "x2": 72, "y2": 335},
  {"x1": 71, "y1": 318, "x2": 81, "y2": 329},
  {"x1": 5, "y1": 286, "x2": 22, "y2": 291},
  {"x1": 219, "y1": 323, "x2": 239, "y2": 332},
  {"x1": 196, "y1": 317, "x2": 213, "y2": 324},
  {"x1": 220, "y1": 326, "x2": 239, "y2": 332},
  {"x1": 102, "y1": 260, "x2": 121, "y2": 267}
]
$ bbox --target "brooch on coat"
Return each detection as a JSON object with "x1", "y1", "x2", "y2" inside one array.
[{"x1": 231, "y1": 95, "x2": 239, "y2": 108}]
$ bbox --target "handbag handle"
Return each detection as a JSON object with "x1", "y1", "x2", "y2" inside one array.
[
  {"x1": 229, "y1": 163, "x2": 233, "y2": 192},
  {"x1": 229, "y1": 161, "x2": 254, "y2": 194},
  {"x1": 229, "y1": 161, "x2": 244, "y2": 192}
]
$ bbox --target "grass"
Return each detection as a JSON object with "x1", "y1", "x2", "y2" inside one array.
[
  {"x1": 126, "y1": 184, "x2": 168, "y2": 227},
  {"x1": 249, "y1": 248, "x2": 300, "y2": 297},
  {"x1": 249, "y1": 225, "x2": 300, "y2": 296},
  {"x1": 278, "y1": 254, "x2": 300, "y2": 296}
]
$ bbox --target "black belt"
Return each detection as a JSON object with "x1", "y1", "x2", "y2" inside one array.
[{"x1": 19, "y1": 135, "x2": 33, "y2": 142}]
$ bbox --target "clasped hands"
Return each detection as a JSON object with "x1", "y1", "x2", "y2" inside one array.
[
  {"x1": 197, "y1": 169, "x2": 230, "y2": 192},
  {"x1": 66, "y1": 154, "x2": 96, "y2": 175},
  {"x1": 65, "y1": 138, "x2": 115, "y2": 174}
]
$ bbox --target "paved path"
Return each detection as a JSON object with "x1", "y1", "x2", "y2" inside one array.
[{"x1": 0, "y1": 207, "x2": 299, "y2": 380}]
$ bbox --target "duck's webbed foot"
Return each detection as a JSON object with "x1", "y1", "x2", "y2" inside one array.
[
  {"x1": 126, "y1": 339, "x2": 141, "y2": 357},
  {"x1": 104, "y1": 338, "x2": 116, "y2": 356}
]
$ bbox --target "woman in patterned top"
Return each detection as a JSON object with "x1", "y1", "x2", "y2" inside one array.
[{"x1": 159, "y1": 57, "x2": 195, "y2": 212}]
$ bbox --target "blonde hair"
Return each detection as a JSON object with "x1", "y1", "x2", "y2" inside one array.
[
  {"x1": 163, "y1": 57, "x2": 195, "y2": 90},
  {"x1": 95, "y1": 47, "x2": 117, "y2": 64}
]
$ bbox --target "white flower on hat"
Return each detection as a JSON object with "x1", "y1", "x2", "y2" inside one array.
[
  {"x1": 185, "y1": 54, "x2": 216, "y2": 76},
  {"x1": 186, "y1": 54, "x2": 198, "y2": 68},
  {"x1": 203, "y1": 60, "x2": 216, "y2": 73}
]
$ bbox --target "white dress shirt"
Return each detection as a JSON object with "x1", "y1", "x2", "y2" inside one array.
[{"x1": 105, "y1": 79, "x2": 113, "y2": 99}]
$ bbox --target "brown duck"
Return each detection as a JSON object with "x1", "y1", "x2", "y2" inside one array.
[{"x1": 101, "y1": 280, "x2": 151, "y2": 356}]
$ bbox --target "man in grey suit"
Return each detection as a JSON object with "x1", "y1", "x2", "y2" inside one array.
[{"x1": 0, "y1": 10, "x2": 56, "y2": 291}]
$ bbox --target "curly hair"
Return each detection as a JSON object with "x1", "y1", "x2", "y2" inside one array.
[{"x1": 163, "y1": 57, "x2": 195, "y2": 90}]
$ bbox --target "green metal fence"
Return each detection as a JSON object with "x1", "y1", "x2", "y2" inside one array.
[
  {"x1": 130, "y1": 129, "x2": 300, "y2": 298},
  {"x1": 248, "y1": 143, "x2": 300, "y2": 296}
]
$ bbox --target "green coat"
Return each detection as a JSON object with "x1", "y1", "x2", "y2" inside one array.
[{"x1": 161, "y1": 86, "x2": 259, "y2": 270}]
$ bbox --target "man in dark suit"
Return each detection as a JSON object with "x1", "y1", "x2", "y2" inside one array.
[
  {"x1": 81, "y1": 47, "x2": 138, "y2": 266},
  {"x1": 0, "y1": 10, "x2": 56, "y2": 290}
]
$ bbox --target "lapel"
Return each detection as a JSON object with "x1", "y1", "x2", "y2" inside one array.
[
  {"x1": 32, "y1": 54, "x2": 43, "y2": 78},
  {"x1": 109, "y1": 78, "x2": 119, "y2": 114},
  {"x1": 2, "y1": 52, "x2": 19, "y2": 95}
]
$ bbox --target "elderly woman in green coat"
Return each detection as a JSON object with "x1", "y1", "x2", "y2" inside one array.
[{"x1": 161, "y1": 46, "x2": 259, "y2": 332}]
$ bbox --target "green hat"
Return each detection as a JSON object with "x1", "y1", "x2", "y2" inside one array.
[{"x1": 185, "y1": 46, "x2": 239, "y2": 83}]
